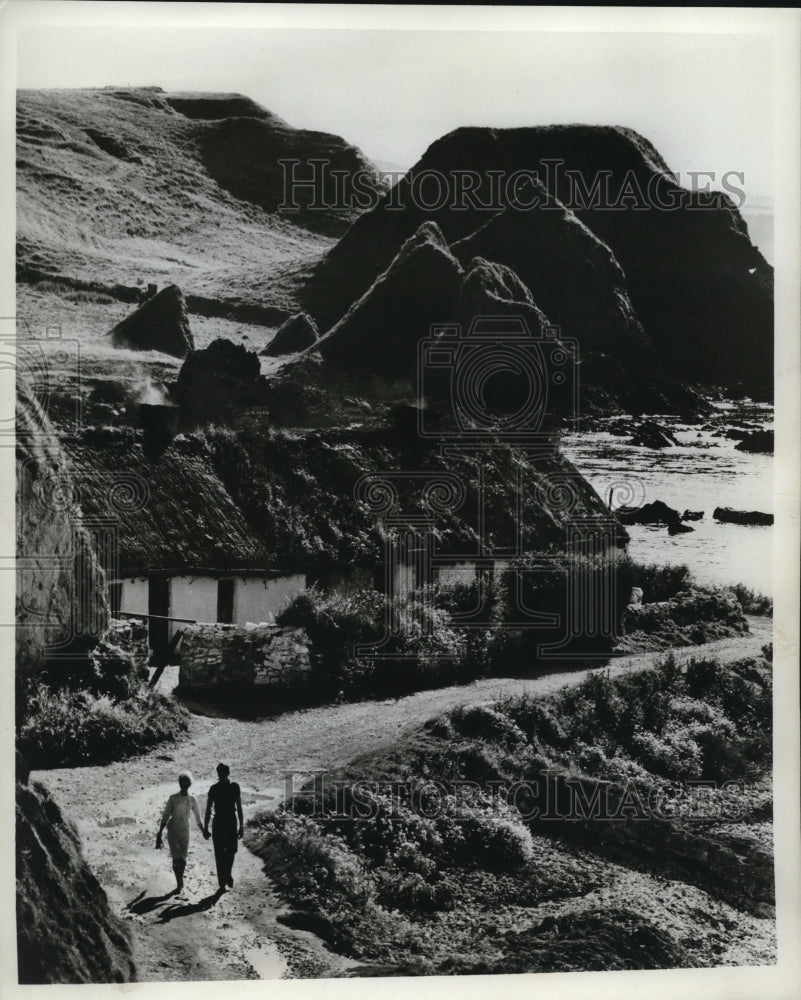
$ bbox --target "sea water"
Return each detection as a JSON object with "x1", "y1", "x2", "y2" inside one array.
[{"x1": 562, "y1": 404, "x2": 774, "y2": 597}]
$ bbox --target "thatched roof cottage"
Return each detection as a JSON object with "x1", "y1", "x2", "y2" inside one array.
[{"x1": 65, "y1": 428, "x2": 305, "y2": 659}]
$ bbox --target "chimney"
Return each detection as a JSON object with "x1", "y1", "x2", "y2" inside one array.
[{"x1": 140, "y1": 402, "x2": 179, "y2": 456}]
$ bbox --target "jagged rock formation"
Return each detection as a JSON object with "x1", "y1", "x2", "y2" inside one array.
[
  {"x1": 16, "y1": 771, "x2": 136, "y2": 983},
  {"x1": 629, "y1": 421, "x2": 679, "y2": 448},
  {"x1": 108, "y1": 284, "x2": 194, "y2": 357},
  {"x1": 452, "y1": 181, "x2": 649, "y2": 357},
  {"x1": 262, "y1": 312, "x2": 319, "y2": 356},
  {"x1": 173, "y1": 337, "x2": 266, "y2": 423},
  {"x1": 313, "y1": 222, "x2": 464, "y2": 374},
  {"x1": 303, "y1": 124, "x2": 772, "y2": 397},
  {"x1": 454, "y1": 256, "x2": 550, "y2": 332}
]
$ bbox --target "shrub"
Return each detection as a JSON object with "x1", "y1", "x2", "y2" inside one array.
[
  {"x1": 628, "y1": 729, "x2": 703, "y2": 782},
  {"x1": 730, "y1": 584, "x2": 773, "y2": 616},
  {"x1": 461, "y1": 811, "x2": 535, "y2": 869},
  {"x1": 620, "y1": 560, "x2": 695, "y2": 603},
  {"x1": 277, "y1": 587, "x2": 465, "y2": 700},
  {"x1": 449, "y1": 705, "x2": 526, "y2": 747},
  {"x1": 685, "y1": 657, "x2": 721, "y2": 699},
  {"x1": 17, "y1": 684, "x2": 188, "y2": 769},
  {"x1": 498, "y1": 552, "x2": 632, "y2": 659},
  {"x1": 576, "y1": 742, "x2": 609, "y2": 776},
  {"x1": 499, "y1": 695, "x2": 569, "y2": 749}
]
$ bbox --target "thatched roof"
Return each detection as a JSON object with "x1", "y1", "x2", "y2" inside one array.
[{"x1": 65, "y1": 428, "x2": 272, "y2": 575}]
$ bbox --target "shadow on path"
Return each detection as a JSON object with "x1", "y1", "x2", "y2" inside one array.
[
  {"x1": 127, "y1": 889, "x2": 178, "y2": 914},
  {"x1": 157, "y1": 888, "x2": 226, "y2": 923}
]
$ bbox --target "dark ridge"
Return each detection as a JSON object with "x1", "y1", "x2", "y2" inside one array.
[
  {"x1": 164, "y1": 92, "x2": 289, "y2": 124},
  {"x1": 301, "y1": 123, "x2": 772, "y2": 398}
]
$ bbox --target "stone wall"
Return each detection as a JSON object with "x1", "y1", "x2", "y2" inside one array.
[
  {"x1": 179, "y1": 622, "x2": 313, "y2": 694},
  {"x1": 107, "y1": 617, "x2": 149, "y2": 667}
]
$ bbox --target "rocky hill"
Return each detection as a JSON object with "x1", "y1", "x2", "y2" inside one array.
[
  {"x1": 302, "y1": 125, "x2": 772, "y2": 398},
  {"x1": 17, "y1": 87, "x2": 380, "y2": 314},
  {"x1": 16, "y1": 762, "x2": 136, "y2": 984}
]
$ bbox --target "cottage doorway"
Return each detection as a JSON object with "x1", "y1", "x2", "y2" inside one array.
[{"x1": 148, "y1": 577, "x2": 170, "y2": 661}]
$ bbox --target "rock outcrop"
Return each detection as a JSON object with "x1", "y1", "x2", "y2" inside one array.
[
  {"x1": 16, "y1": 772, "x2": 136, "y2": 983},
  {"x1": 616, "y1": 500, "x2": 682, "y2": 527},
  {"x1": 735, "y1": 429, "x2": 773, "y2": 454},
  {"x1": 303, "y1": 124, "x2": 772, "y2": 397},
  {"x1": 454, "y1": 256, "x2": 550, "y2": 333},
  {"x1": 451, "y1": 181, "x2": 649, "y2": 357},
  {"x1": 108, "y1": 284, "x2": 194, "y2": 358},
  {"x1": 629, "y1": 421, "x2": 679, "y2": 449},
  {"x1": 313, "y1": 222, "x2": 464, "y2": 375},
  {"x1": 262, "y1": 312, "x2": 319, "y2": 356},
  {"x1": 713, "y1": 507, "x2": 773, "y2": 526},
  {"x1": 173, "y1": 337, "x2": 266, "y2": 423}
]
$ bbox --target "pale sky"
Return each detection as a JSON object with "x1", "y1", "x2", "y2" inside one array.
[{"x1": 17, "y1": 24, "x2": 775, "y2": 197}]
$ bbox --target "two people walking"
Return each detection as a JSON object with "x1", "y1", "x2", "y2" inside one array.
[{"x1": 155, "y1": 763, "x2": 243, "y2": 893}]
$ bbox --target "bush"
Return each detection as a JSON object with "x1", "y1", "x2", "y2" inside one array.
[
  {"x1": 461, "y1": 811, "x2": 534, "y2": 869},
  {"x1": 685, "y1": 657, "x2": 720, "y2": 699},
  {"x1": 38, "y1": 637, "x2": 147, "y2": 701},
  {"x1": 730, "y1": 583, "x2": 773, "y2": 616},
  {"x1": 620, "y1": 560, "x2": 695, "y2": 603},
  {"x1": 276, "y1": 587, "x2": 465, "y2": 700},
  {"x1": 449, "y1": 705, "x2": 526, "y2": 747},
  {"x1": 628, "y1": 729, "x2": 703, "y2": 782},
  {"x1": 499, "y1": 695, "x2": 569, "y2": 749},
  {"x1": 18, "y1": 684, "x2": 188, "y2": 769}
]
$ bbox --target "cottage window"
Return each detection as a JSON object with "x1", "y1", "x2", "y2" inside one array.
[{"x1": 217, "y1": 578, "x2": 235, "y2": 623}]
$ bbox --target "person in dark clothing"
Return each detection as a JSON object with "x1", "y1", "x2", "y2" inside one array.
[{"x1": 203, "y1": 763, "x2": 244, "y2": 890}]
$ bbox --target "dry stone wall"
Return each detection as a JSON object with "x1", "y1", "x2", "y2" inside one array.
[
  {"x1": 107, "y1": 617, "x2": 149, "y2": 667},
  {"x1": 180, "y1": 622, "x2": 313, "y2": 694}
]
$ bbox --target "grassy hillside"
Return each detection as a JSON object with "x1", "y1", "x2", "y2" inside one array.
[{"x1": 17, "y1": 87, "x2": 378, "y2": 315}]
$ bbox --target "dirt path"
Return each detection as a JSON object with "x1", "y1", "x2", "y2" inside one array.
[{"x1": 32, "y1": 619, "x2": 771, "y2": 982}]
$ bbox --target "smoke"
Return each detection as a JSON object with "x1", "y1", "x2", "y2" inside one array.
[{"x1": 135, "y1": 378, "x2": 171, "y2": 406}]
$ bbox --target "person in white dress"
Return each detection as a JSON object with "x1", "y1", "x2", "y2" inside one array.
[{"x1": 155, "y1": 770, "x2": 207, "y2": 891}]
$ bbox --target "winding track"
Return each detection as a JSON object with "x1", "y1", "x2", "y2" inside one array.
[{"x1": 32, "y1": 619, "x2": 771, "y2": 981}]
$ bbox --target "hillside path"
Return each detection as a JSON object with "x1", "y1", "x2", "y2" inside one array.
[{"x1": 32, "y1": 618, "x2": 771, "y2": 982}]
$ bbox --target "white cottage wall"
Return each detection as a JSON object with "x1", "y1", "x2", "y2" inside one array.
[
  {"x1": 169, "y1": 576, "x2": 219, "y2": 636},
  {"x1": 235, "y1": 574, "x2": 306, "y2": 624},
  {"x1": 120, "y1": 577, "x2": 148, "y2": 616}
]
